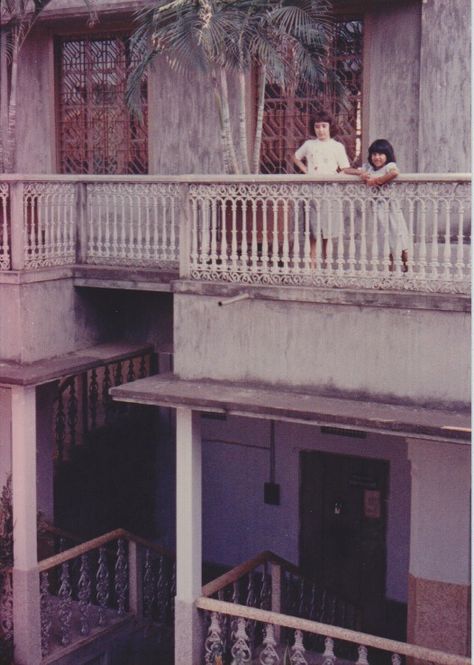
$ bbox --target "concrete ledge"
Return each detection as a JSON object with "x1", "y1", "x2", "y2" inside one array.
[
  {"x1": 0, "y1": 267, "x2": 74, "y2": 285},
  {"x1": 0, "y1": 342, "x2": 154, "y2": 387},
  {"x1": 172, "y1": 280, "x2": 471, "y2": 313},
  {"x1": 110, "y1": 373, "x2": 471, "y2": 444},
  {"x1": 73, "y1": 265, "x2": 177, "y2": 292}
]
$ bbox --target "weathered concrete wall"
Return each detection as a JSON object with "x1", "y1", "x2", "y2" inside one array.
[
  {"x1": 417, "y1": 0, "x2": 470, "y2": 172},
  {"x1": 16, "y1": 30, "x2": 56, "y2": 173},
  {"x1": 0, "y1": 278, "x2": 109, "y2": 362},
  {"x1": 366, "y1": 0, "x2": 470, "y2": 173},
  {"x1": 173, "y1": 290, "x2": 470, "y2": 407},
  {"x1": 199, "y1": 416, "x2": 411, "y2": 603},
  {"x1": 365, "y1": 3, "x2": 421, "y2": 172},
  {"x1": 0, "y1": 279, "x2": 173, "y2": 363}
]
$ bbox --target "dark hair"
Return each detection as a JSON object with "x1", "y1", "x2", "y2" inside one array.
[
  {"x1": 311, "y1": 111, "x2": 336, "y2": 136},
  {"x1": 368, "y1": 139, "x2": 396, "y2": 168}
]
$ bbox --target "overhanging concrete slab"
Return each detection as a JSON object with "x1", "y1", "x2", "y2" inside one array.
[
  {"x1": 110, "y1": 374, "x2": 471, "y2": 444},
  {"x1": 0, "y1": 342, "x2": 154, "y2": 387}
]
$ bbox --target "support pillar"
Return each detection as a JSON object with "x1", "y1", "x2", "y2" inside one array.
[
  {"x1": 407, "y1": 439, "x2": 471, "y2": 656},
  {"x1": 11, "y1": 385, "x2": 42, "y2": 665},
  {"x1": 174, "y1": 407, "x2": 203, "y2": 665}
]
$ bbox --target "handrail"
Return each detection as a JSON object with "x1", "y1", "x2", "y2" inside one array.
[
  {"x1": 38, "y1": 527, "x2": 174, "y2": 572},
  {"x1": 0, "y1": 173, "x2": 471, "y2": 184},
  {"x1": 39, "y1": 522, "x2": 83, "y2": 545},
  {"x1": 202, "y1": 549, "x2": 314, "y2": 597},
  {"x1": 196, "y1": 597, "x2": 471, "y2": 665}
]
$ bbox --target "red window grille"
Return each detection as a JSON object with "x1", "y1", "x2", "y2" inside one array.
[
  {"x1": 57, "y1": 34, "x2": 148, "y2": 175},
  {"x1": 260, "y1": 19, "x2": 363, "y2": 174}
]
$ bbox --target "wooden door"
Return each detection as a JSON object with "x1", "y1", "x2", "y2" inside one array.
[{"x1": 300, "y1": 451, "x2": 388, "y2": 635}]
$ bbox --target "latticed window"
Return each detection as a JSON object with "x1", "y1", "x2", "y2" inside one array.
[
  {"x1": 260, "y1": 19, "x2": 363, "y2": 174},
  {"x1": 57, "y1": 34, "x2": 148, "y2": 174}
]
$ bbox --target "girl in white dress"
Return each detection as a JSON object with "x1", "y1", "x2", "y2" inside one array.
[{"x1": 348, "y1": 139, "x2": 409, "y2": 271}]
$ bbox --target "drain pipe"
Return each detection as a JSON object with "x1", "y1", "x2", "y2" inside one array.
[{"x1": 218, "y1": 293, "x2": 251, "y2": 307}]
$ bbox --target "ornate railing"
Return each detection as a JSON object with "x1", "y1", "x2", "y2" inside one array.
[
  {"x1": 37, "y1": 528, "x2": 175, "y2": 658},
  {"x1": 187, "y1": 176, "x2": 471, "y2": 294},
  {"x1": 53, "y1": 348, "x2": 155, "y2": 464},
  {"x1": 0, "y1": 175, "x2": 470, "y2": 294},
  {"x1": 201, "y1": 550, "x2": 360, "y2": 663},
  {"x1": 197, "y1": 598, "x2": 471, "y2": 665}
]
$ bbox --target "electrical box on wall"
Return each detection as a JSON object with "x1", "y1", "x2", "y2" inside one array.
[{"x1": 264, "y1": 482, "x2": 280, "y2": 505}]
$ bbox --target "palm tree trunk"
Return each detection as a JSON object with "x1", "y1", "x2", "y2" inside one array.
[
  {"x1": 219, "y1": 68, "x2": 240, "y2": 174},
  {"x1": 211, "y1": 71, "x2": 233, "y2": 174},
  {"x1": 238, "y1": 70, "x2": 250, "y2": 174},
  {"x1": 5, "y1": 34, "x2": 19, "y2": 173},
  {"x1": 252, "y1": 64, "x2": 266, "y2": 174},
  {"x1": 0, "y1": 33, "x2": 8, "y2": 172}
]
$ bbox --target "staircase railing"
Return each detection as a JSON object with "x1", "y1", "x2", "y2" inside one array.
[
  {"x1": 197, "y1": 598, "x2": 470, "y2": 665},
  {"x1": 199, "y1": 552, "x2": 471, "y2": 665},
  {"x1": 202, "y1": 550, "x2": 360, "y2": 630},
  {"x1": 37, "y1": 528, "x2": 175, "y2": 659}
]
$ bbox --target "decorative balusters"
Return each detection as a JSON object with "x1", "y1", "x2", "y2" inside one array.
[
  {"x1": 102, "y1": 364, "x2": 113, "y2": 424},
  {"x1": 89, "y1": 368, "x2": 99, "y2": 429},
  {"x1": 96, "y1": 547, "x2": 110, "y2": 626},
  {"x1": 189, "y1": 179, "x2": 470, "y2": 293},
  {"x1": 78, "y1": 553, "x2": 92, "y2": 635},
  {"x1": 156, "y1": 554, "x2": 169, "y2": 623},
  {"x1": 67, "y1": 379, "x2": 78, "y2": 448},
  {"x1": 260, "y1": 624, "x2": 280, "y2": 665},
  {"x1": 232, "y1": 580, "x2": 241, "y2": 605},
  {"x1": 23, "y1": 183, "x2": 76, "y2": 268},
  {"x1": 290, "y1": 630, "x2": 308, "y2": 665},
  {"x1": 205, "y1": 612, "x2": 225, "y2": 665},
  {"x1": 231, "y1": 617, "x2": 252, "y2": 664},
  {"x1": 322, "y1": 636, "x2": 336, "y2": 665},
  {"x1": 58, "y1": 562, "x2": 73, "y2": 646},
  {"x1": 429, "y1": 198, "x2": 440, "y2": 279},
  {"x1": 115, "y1": 539, "x2": 129, "y2": 616},
  {"x1": 127, "y1": 357, "x2": 135, "y2": 383},
  {"x1": 297, "y1": 578, "x2": 306, "y2": 617},
  {"x1": 143, "y1": 548, "x2": 156, "y2": 618},
  {"x1": 391, "y1": 654, "x2": 402, "y2": 665},
  {"x1": 85, "y1": 183, "x2": 180, "y2": 268},
  {"x1": 39, "y1": 571, "x2": 52, "y2": 655},
  {"x1": 260, "y1": 569, "x2": 271, "y2": 611},
  {"x1": 357, "y1": 645, "x2": 370, "y2": 665},
  {"x1": 55, "y1": 389, "x2": 66, "y2": 463},
  {"x1": 0, "y1": 184, "x2": 10, "y2": 270}
]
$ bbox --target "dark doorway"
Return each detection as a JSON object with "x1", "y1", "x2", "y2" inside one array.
[{"x1": 300, "y1": 451, "x2": 389, "y2": 635}]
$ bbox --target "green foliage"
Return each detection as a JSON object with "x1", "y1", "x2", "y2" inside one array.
[
  {"x1": 0, "y1": 476, "x2": 13, "y2": 571},
  {"x1": 127, "y1": 0, "x2": 335, "y2": 113}
]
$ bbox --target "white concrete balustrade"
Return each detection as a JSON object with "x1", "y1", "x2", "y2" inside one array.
[{"x1": 0, "y1": 174, "x2": 470, "y2": 294}]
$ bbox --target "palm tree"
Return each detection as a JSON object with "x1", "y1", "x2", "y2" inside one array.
[
  {"x1": 127, "y1": 0, "x2": 336, "y2": 174},
  {"x1": 0, "y1": 0, "x2": 97, "y2": 172}
]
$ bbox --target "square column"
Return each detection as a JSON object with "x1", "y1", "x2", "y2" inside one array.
[
  {"x1": 11, "y1": 385, "x2": 42, "y2": 665},
  {"x1": 175, "y1": 407, "x2": 204, "y2": 665},
  {"x1": 407, "y1": 438, "x2": 470, "y2": 656}
]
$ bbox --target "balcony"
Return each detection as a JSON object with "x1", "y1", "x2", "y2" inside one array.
[{"x1": 0, "y1": 174, "x2": 470, "y2": 295}]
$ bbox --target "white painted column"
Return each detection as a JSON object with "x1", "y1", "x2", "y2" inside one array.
[
  {"x1": 407, "y1": 438, "x2": 471, "y2": 655},
  {"x1": 11, "y1": 385, "x2": 42, "y2": 665},
  {"x1": 175, "y1": 407, "x2": 203, "y2": 665}
]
